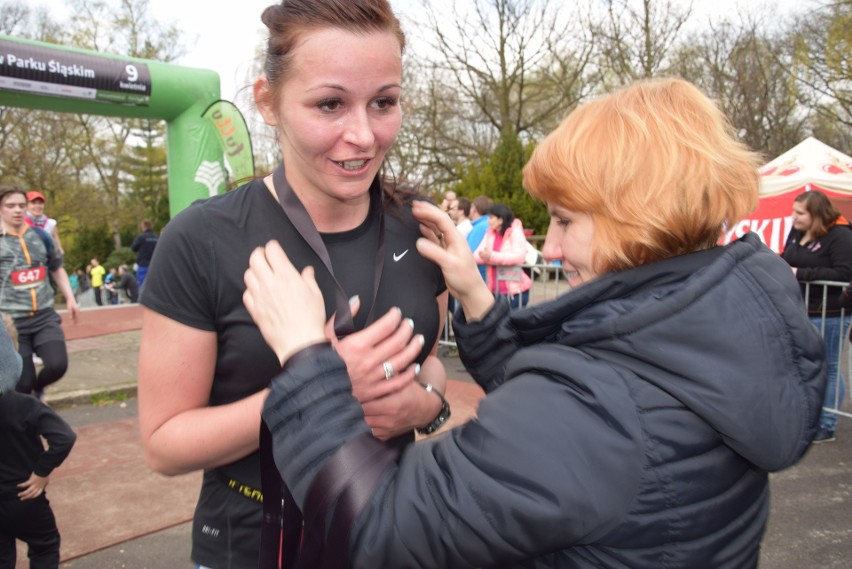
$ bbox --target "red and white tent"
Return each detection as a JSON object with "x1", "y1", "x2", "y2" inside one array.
[{"x1": 722, "y1": 137, "x2": 852, "y2": 253}]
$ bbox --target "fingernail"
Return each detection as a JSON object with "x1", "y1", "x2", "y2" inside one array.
[
  {"x1": 417, "y1": 334, "x2": 425, "y2": 346},
  {"x1": 394, "y1": 306, "x2": 402, "y2": 317},
  {"x1": 405, "y1": 318, "x2": 414, "y2": 329},
  {"x1": 349, "y1": 295, "x2": 359, "y2": 306},
  {"x1": 414, "y1": 363, "x2": 421, "y2": 376}
]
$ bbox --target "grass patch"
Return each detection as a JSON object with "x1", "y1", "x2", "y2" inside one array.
[{"x1": 89, "y1": 391, "x2": 130, "y2": 407}]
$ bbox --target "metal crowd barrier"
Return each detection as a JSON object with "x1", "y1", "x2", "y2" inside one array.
[
  {"x1": 439, "y1": 262, "x2": 570, "y2": 348},
  {"x1": 804, "y1": 280, "x2": 851, "y2": 422}
]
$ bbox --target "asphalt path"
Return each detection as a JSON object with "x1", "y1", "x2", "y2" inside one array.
[{"x1": 48, "y1": 393, "x2": 852, "y2": 569}]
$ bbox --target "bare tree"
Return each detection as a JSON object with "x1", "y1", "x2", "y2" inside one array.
[
  {"x1": 670, "y1": 12, "x2": 808, "y2": 158},
  {"x1": 64, "y1": 0, "x2": 184, "y2": 249},
  {"x1": 0, "y1": 1, "x2": 89, "y2": 242},
  {"x1": 0, "y1": 0, "x2": 27, "y2": 34},
  {"x1": 397, "y1": 0, "x2": 598, "y2": 190},
  {"x1": 594, "y1": 0, "x2": 693, "y2": 87},
  {"x1": 788, "y1": 0, "x2": 851, "y2": 129}
]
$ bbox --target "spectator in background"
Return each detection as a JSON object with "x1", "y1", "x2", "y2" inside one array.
[
  {"x1": 466, "y1": 195, "x2": 493, "y2": 281},
  {"x1": 103, "y1": 268, "x2": 119, "y2": 305},
  {"x1": 130, "y1": 220, "x2": 158, "y2": 290},
  {"x1": 474, "y1": 202, "x2": 533, "y2": 309},
  {"x1": 0, "y1": 185, "x2": 78, "y2": 399},
  {"x1": 450, "y1": 197, "x2": 473, "y2": 239},
  {"x1": 117, "y1": 265, "x2": 138, "y2": 304},
  {"x1": 780, "y1": 189, "x2": 852, "y2": 443},
  {"x1": 440, "y1": 190, "x2": 457, "y2": 213},
  {"x1": 68, "y1": 271, "x2": 78, "y2": 297},
  {"x1": 88, "y1": 259, "x2": 105, "y2": 307},
  {"x1": 75, "y1": 269, "x2": 90, "y2": 301},
  {"x1": 24, "y1": 191, "x2": 63, "y2": 254},
  {"x1": 74, "y1": 268, "x2": 95, "y2": 309},
  {"x1": 0, "y1": 313, "x2": 77, "y2": 569}
]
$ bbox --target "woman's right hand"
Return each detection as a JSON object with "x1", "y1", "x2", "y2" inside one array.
[{"x1": 413, "y1": 200, "x2": 495, "y2": 321}]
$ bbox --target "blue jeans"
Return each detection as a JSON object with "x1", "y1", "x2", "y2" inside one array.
[
  {"x1": 507, "y1": 290, "x2": 530, "y2": 310},
  {"x1": 136, "y1": 265, "x2": 149, "y2": 288},
  {"x1": 810, "y1": 314, "x2": 850, "y2": 432}
]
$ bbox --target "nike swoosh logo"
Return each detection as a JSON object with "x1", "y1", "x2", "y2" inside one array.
[{"x1": 393, "y1": 250, "x2": 409, "y2": 262}]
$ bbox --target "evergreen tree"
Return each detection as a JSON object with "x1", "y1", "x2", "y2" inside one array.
[
  {"x1": 123, "y1": 119, "x2": 170, "y2": 231},
  {"x1": 451, "y1": 127, "x2": 548, "y2": 234}
]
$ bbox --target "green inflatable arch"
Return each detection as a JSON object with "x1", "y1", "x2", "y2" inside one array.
[{"x1": 0, "y1": 35, "x2": 254, "y2": 217}]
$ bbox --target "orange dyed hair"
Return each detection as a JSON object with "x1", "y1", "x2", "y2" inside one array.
[{"x1": 524, "y1": 78, "x2": 761, "y2": 273}]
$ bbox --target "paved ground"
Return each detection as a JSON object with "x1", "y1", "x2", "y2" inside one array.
[{"x1": 8, "y1": 306, "x2": 852, "y2": 568}]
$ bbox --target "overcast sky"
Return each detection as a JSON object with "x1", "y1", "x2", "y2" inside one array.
[{"x1": 29, "y1": 0, "x2": 809, "y2": 106}]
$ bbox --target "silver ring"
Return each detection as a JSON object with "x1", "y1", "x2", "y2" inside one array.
[{"x1": 382, "y1": 361, "x2": 394, "y2": 381}]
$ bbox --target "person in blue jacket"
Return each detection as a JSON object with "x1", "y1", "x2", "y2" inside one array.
[
  {"x1": 245, "y1": 78, "x2": 826, "y2": 568},
  {"x1": 466, "y1": 195, "x2": 493, "y2": 281}
]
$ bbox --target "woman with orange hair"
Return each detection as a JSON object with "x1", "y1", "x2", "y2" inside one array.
[{"x1": 244, "y1": 78, "x2": 826, "y2": 568}]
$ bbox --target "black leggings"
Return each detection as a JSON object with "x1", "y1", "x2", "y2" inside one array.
[
  {"x1": 0, "y1": 494, "x2": 60, "y2": 569},
  {"x1": 16, "y1": 341, "x2": 68, "y2": 395}
]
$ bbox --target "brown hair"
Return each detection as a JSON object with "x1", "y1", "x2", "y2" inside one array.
[
  {"x1": 260, "y1": 0, "x2": 405, "y2": 101},
  {"x1": 0, "y1": 184, "x2": 27, "y2": 206},
  {"x1": 456, "y1": 197, "x2": 471, "y2": 217},
  {"x1": 794, "y1": 190, "x2": 841, "y2": 239},
  {"x1": 472, "y1": 195, "x2": 493, "y2": 217},
  {"x1": 524, "y1": 78, "x2": 761, "y2": 273}
]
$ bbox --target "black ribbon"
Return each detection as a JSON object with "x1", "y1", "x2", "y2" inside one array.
[
  {"x1": 271, "y1": 162, "x2": 385, "y2": 336},
  {"x1": 260, "y1": 164, "x2": 390, "y2": 568}
]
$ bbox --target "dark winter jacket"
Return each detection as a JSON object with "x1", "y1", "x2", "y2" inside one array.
[
  {"x1": 262, "y1": 232, "x2": 826, "y2": 568},
  {"x1": 780, "y1": 222, "x2": 852, "y2": 315},
  {"x1": 130, "y1": 229, "x2": 159, "y2": 267}
]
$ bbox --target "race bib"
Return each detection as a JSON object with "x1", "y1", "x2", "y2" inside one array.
[{"x1": 11, "y1": 266, "x2": 47, "y2": 289}]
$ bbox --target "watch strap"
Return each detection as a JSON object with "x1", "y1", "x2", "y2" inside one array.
[{"x1": 416, "y1": 383, "x2": 451, "y2": 435}]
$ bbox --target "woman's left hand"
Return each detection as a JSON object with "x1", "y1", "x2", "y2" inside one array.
[
  {"x1": 244, "y1": 241, "x2": 327, "y2": 365},
  {"x1": 324, "y1": 298, "x2": 423, "y2": 405}
]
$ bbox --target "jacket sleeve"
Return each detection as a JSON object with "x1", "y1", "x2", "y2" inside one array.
[
  {"x1": 262, "y1": 346, "x2": 372, "y2": 504},
  {"x1": 32, "y1": 405, "x2": 77, "y2": 477},
  {"x1": 453, "y1": 299, "x2": 521, "y2": 393},
  {"x1": 263, "y1": 342, "x2": 644, "y2": 568},
  {"x1": 795, "y1": 227, "x2": 852, "y2": 284}
]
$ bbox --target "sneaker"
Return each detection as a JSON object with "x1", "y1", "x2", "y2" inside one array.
[{"x1": 812, "y1": 428, "x2": 836, "y2": 444}]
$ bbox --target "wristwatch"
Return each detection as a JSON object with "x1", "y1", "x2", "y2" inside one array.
[{"x1": 416, "y1": 383, "x2": 451, "y2": 435}]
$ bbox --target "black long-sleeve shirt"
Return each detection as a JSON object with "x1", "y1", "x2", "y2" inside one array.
[
  {"x1": 780, "y1": 223, "x2": 852, "y2": 314},
  {"x1": 0, "y1": 392, "x2": 76, "y2": 498}
]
